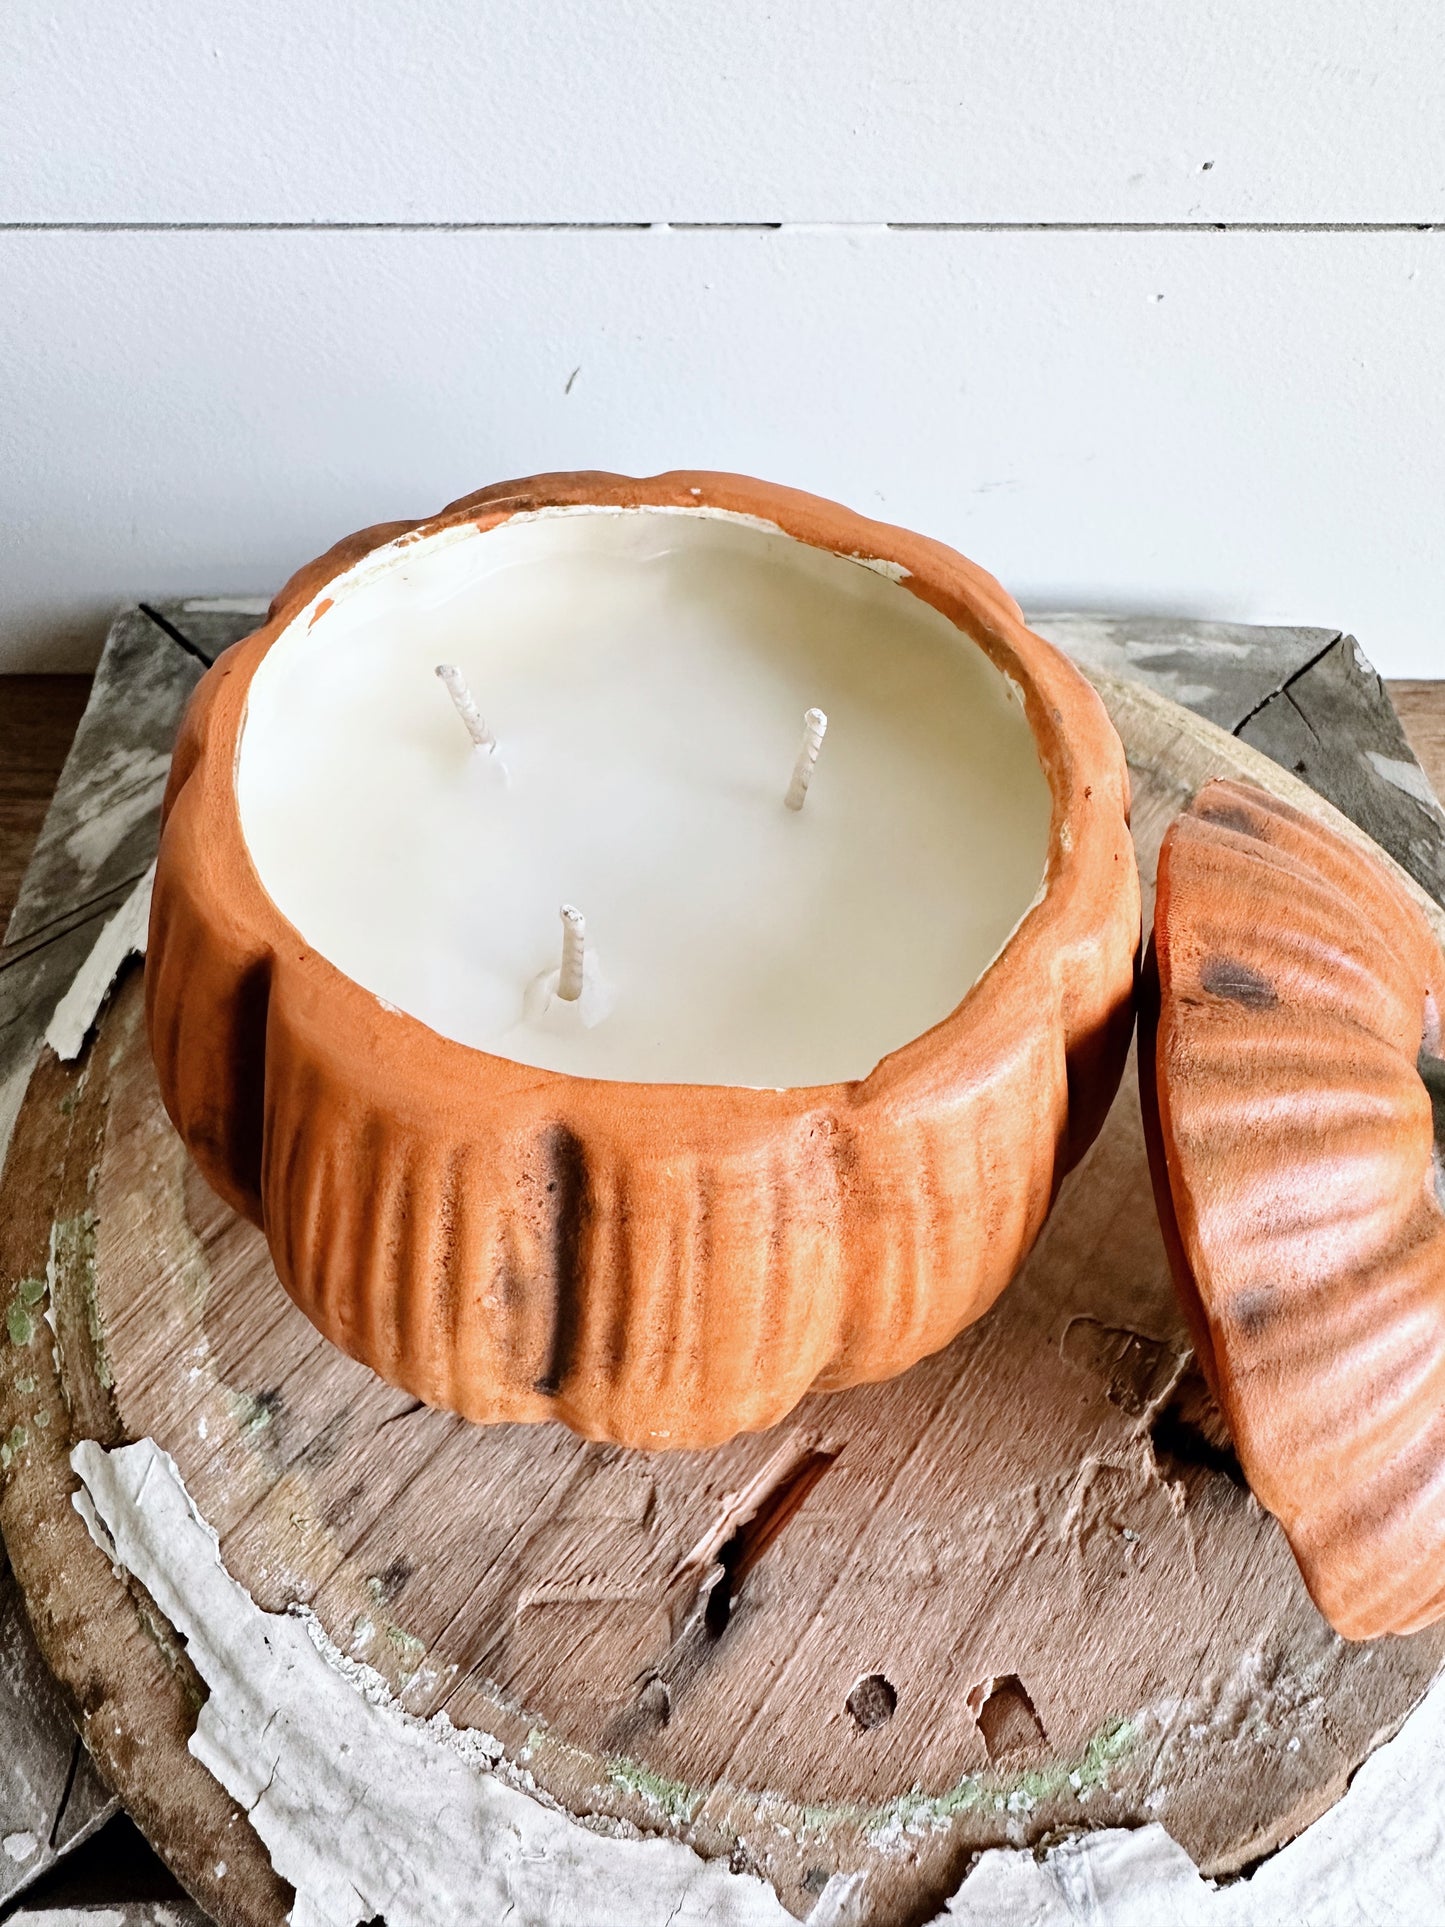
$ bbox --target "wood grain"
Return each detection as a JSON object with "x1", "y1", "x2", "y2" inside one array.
[
  {"x1": 1391, "y1": 680, "x2": 1445, "y2": 803},
  {"x1": 0, "y1": 677, "x2": 91, "y2": 933},
  {"x1": 1234, "y1": 639, "x2": 1445, "y2": 907},
  {"x1": 0, "y1": 669, "x2": 119, "y2": 1912}
]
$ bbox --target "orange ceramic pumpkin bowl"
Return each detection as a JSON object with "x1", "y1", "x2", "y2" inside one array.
[
  {"x1": 146, "y1": 471, "x2": 1140, "y2": 1449},
  {"x1": 1144, "y1": 778, "x2": 1445, "y2": 1637}
]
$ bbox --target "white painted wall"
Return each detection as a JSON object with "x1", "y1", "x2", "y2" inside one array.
[{"x1": 3, "y1": 2, "x2": 1442, "y2": 675}]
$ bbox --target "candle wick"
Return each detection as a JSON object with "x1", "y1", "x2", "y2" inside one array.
[
  {"x1": 785, "y1": 707, "x2": 829, "y2": 811},
  {"x1": 558, "y1": 904, "x2": 586, "y2": 1003},
  {"x1": 435, "y1": 664, "x2": 497, "y2": 753}
]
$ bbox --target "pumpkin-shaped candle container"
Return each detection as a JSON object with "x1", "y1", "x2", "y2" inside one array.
[
  {"x1": 1145, "y1": 777, "x2": 1445, "y2": 1637},
  {"x1": 147, "y1": 472, "x2": 1140, "y2": 1449}
]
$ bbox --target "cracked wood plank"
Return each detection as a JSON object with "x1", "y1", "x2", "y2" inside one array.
[
  {"x1": 1037, "y1": 615, "x2": 1445, "y2": 907},
  {"x1": 1027, "y1": 614, "x2": 1342, "y2": 737},
  {"x1": 144, "y1": 600, "x2": 268, "y2": 671},
  {"x1": 1236, "y1": 633, "x2": 1445, "y2": 907}
]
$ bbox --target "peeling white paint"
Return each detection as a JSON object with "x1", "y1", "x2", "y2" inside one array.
[
  {"x1": 2, "y1": 1832, "x2": 38, "y2": 1863},
  {"x1": 69, "y1": 1436, "x2": 1445, "y2": 1927},
  {"x1": 1365, "y1": 748, "x2": 1442, "y2": 812},
  {"x1": 942, "y1": 1691, "x2": 1445, "y2": 1924},
  {"x1": 45, "y1": 866, "x2": 154, "y2": 1062},
  {"x1": 72, "y1": 1439, "x2": 801, "y2": 1927}
]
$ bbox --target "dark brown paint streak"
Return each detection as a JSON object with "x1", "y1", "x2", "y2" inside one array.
[
  {"x1": 533, "y1": 1123, "x2": 592, "y2": 1397},
  {"x1": 1200, "y1": 956, "x2": 1278, "y2": 1008}
]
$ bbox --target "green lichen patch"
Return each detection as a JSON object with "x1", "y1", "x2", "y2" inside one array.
[
  {"x1": 1, "y1": 1422, "x2": 29, "y2": 1471},
  {"x1": 7, "y1": 1276, "x2": 48, "y2": 1347},
  {"x1": 1014, "y1": 1716, "x2": 1136, "y2": 1806},
  {"x1": 45, "y1": 1214, "x2": 106, "y2": 1388},
  {"x1": 13, "y1": 1374, "x2": 36, "y2": 1396},
  {"x1": 65, "y1": 1215, "x2": 109, "y2": 1390},
  {"x1": 607, "y1": 1757, "x2": 704, "y2": 1826},
  {"x1": 384, "y1": 1622, "x2": 425, "y2": 1665},
  {"x1": 231, "y1": 1388, "x2": 283, "y2": 1438},
  {"x1": 591, "y1": 1707, "x2": 1139, "y2": 1850},
  {"x1": 790, "y1": 1712, "x2": 1139, "y2": 1846}
]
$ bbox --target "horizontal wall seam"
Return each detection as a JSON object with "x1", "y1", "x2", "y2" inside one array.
[{"x1": 1, "y1": 220, "x2": 1442, "y2": 235}]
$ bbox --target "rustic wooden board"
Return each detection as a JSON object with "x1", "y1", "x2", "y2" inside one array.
[
  {"x1": 0, "y1": 1542, "x2": 115, "y2": 1910},
  {"x1": 7, "y1": 1905, "x2": 210, "y2": 1927},
  {"x1": 1236, "y1": 633, "x2": 1445, "y2": 907},
  {"x1": 1392, "y1": 680, "x2": 1445, "y2": 802},
  {"x1": 1028, "y1": 614, "x2": 1343, "y2": 738},
  {"x1": 0, "y1": 676, "x2": 92, "y2": 935},
  {"x1": 0, "y1": 608, "x2": 252, "y2": 1915},
  {"x1": 1036, "y1": 616, "x2": 1445, "y2": 906},
  {"x1": 0, "y1": 611, "x2": 207, "y2": 1177},
  {"x1": 3, "y1": 610, "x2": 206, "y2": 950},
  {"x1": 3, "y1": 633, "x2": 1444, "y2": 1927},
  {"x1": 0, "y1": 667, "x2": 115, "y2": 1909}
]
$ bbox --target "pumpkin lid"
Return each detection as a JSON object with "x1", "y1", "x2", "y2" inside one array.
[{"x1": 1144, "y1": 776, "x2": 1445, "y2": 1638}]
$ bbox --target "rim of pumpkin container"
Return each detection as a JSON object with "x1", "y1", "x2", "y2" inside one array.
[{"x1": 163, "y1": 470, "x2": 1126, "y2": 1115}]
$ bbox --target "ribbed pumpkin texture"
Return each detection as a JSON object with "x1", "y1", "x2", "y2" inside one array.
[
  {"x1": 1145, "y1": 777, "x2": 1445, "y2": 1637},
  {"x1": 146, "y1": 472, "x2": 1141, "y2": 1449}
]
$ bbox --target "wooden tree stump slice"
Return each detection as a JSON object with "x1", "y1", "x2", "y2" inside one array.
[{"x1": 4, "y1": 666, "x2": 1445, "y2": 1927}]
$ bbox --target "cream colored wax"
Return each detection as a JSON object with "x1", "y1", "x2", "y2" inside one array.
[{"x1": 236, "y1": 507, "x2": 1051, "y2": 1087}]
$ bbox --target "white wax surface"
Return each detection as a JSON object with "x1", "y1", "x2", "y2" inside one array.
[{"x1": 236, "y1": 508, "x2": 1051, "y2": 1087}]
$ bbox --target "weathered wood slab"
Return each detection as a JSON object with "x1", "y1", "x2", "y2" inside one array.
[
  {"x1": 0, "y1": 1546, "x2": 114, "y2": 1910},
  {"x1": 3, "y1": 632, "x2": 1444, "y2": 1927},
  {"x1": 150, "y1": 599, "x2": 268, "y2": 670},
  {"x1": 1036, "y1": 615, "x2": 1445, "y2": 907},
  {"x1": 1028, "y1": 614, "x2": 1341, "y2": 736},
  {"x1": 0, "y1": 669, "x2": 116, "y2": 1907},
  {"x1": 0, "y1": 604, "x2": 261, "y2": 1915},
  {"x1": 8, "y1": 1905, "x2": 210, "y2": 1927},
  {"x1": 0, "y1": 611, "x2": 206, "y2": 1169},
  {"x1": 4, "y1": 610, "x2": 204, "y2": 950},
  {"x1": 1237, "y1": 633, "x2": 1445, "y2": 906}
]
